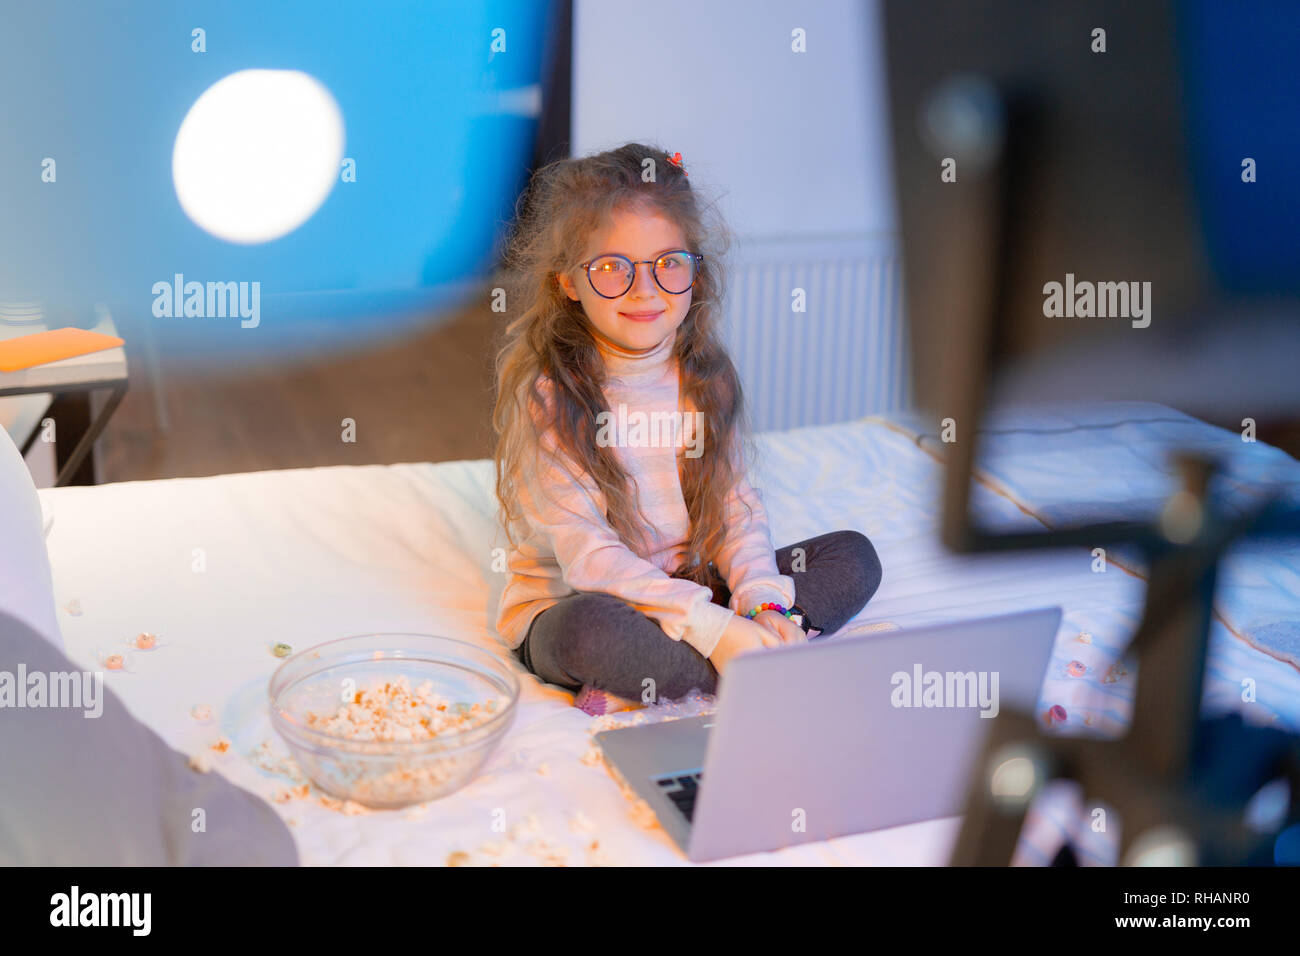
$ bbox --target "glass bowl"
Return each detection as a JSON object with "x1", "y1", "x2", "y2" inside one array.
[{"x1": 268, "y1": 633, "x2": 519, "y2": 809}]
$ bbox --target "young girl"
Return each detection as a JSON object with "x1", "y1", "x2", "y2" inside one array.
[{"x1": 493, "y1": 143, "x2": 882, "y2": 715}]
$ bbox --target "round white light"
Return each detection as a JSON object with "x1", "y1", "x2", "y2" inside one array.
[
  {"x1": 989, "y1": 756, "x2": 1038, "y2": 801},
  {"x1": 172, "y1": 69, "x2": 344, "y2": 244},
  {"x1": 1125, "y1": 825, "x2": 1198, "y2": 866}
]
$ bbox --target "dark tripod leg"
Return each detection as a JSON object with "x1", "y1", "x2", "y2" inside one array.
[{"x1": 949, "y1": 710, "x2": 1056, "y2": 865}]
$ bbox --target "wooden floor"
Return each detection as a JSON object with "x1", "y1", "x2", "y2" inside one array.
[{"x1": 97, "y1": 294, "x2": 502, "y2": 482}]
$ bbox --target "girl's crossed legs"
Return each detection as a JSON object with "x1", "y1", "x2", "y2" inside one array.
[{"x1": 514, "y1": 530, "x2": 882, "y2": 701}]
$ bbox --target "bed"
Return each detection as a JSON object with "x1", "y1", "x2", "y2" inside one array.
[{"x1": 30, "y1": 401, "x2": 1300, "y2": 865}]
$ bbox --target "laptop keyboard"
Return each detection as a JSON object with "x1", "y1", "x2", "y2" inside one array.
[{"x1": 655, "y1": 771, "x2": 704, "y2": 822}]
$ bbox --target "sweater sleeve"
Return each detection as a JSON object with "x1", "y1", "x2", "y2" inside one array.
[
  {"x1": 519, "y1": 387, "x2": 736, "y2": 660},
  {"x1": 711, "y1": 450, "x2": 796, "y2": 616}
]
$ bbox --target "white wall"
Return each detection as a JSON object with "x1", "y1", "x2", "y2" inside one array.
[{"x1": 572, "y1": 0, "x2": 897, "y2": 242}]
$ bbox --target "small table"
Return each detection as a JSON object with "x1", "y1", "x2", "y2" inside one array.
[{"x1": 0, "y1": 312, "x2": 129, "y2": 486}]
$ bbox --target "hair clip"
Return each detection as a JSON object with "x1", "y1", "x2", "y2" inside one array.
[{"x1": 666, "y1": 151, "x2": 688, "y2": 176}]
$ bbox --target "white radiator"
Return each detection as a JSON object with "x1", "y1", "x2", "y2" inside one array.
[{"x1": 722, "y1": 235, "x2": 910, "y2": 432}]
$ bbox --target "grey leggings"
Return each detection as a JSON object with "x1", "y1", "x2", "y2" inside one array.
[{"x1": 513, "y1": 530, "x2": 882, "y2": 701}]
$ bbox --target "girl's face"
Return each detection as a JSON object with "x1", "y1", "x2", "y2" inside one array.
[{"x1": 557, "y1": 206, "x2": 692, "y2": 353}]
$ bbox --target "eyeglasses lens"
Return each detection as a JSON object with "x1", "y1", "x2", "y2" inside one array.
[
  {"x1": 654, "y1": 252, "x2": 696, "y2": 294},
  {"x1": 587, "y1": 253, "x2": 696, "y2": 297}
]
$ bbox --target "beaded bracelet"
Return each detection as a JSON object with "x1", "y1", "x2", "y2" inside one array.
[{"x1": 745, "y1": 602, "x2": 794, "y2": 620}]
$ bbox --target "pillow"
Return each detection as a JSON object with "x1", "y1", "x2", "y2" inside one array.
[{"x1": 0, "y1": 422, "x2": 63, "y2": 649}]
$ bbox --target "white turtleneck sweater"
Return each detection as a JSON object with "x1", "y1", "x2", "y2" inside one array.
[{"x1": 496, "y1": 331, "x2": 796, "y2": 660}]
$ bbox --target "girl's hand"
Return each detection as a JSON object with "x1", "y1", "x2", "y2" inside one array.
[
  {"x1": 754, "y1": 609, "x2": 808, "y2": 646},
  {"x1": 710, "y1": 614, "x2": 779, "y2": 674}
]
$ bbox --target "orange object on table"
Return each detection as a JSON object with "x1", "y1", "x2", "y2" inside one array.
[{"x1": 0, "y1": 327, "x2": 125, "y2": 372}]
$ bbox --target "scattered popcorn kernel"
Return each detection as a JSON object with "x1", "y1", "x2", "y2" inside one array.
[
  {"x1": 628, "y1": 797, "x2": 659, "y2": 829},
  {"x1": 515, "y1": 813, "x2": 542, "y2": 838}
]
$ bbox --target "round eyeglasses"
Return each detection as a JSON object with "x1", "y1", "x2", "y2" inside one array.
[{"x1": 576, "y1": 250, "x2": 703, "y2": 299}]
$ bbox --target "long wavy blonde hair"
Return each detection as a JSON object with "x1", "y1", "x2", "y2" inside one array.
[{"x1": 492, "y1": 142, "x2": 750, "y2": 584}]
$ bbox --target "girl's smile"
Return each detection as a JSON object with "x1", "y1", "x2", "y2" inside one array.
[{"x1": 618, "y1": 309, "x2": 665, "y2": 323}]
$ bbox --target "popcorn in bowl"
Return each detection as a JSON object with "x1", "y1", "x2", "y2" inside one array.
[
  {"x1": 305, "y1": 676, "x2": 504, "y2": 742},
  {"x1": 269, "y1": 634, "x2": 519, "y2": 809}
]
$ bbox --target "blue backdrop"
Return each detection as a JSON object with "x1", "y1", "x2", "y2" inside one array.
[
  {"x1": 1178, "y1": 0, "x2": 1300, "y2": 296},
  {"x1": 0, "y1": 0, "x2": 553, "y2": 355}
]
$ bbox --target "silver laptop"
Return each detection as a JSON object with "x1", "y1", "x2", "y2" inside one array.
[{"x1": 595, "y1": 606, "x2": 1062, "y2": 862}]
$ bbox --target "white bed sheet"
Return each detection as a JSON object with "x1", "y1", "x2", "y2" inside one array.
[{"x1": 37, "y1": 402, "x2": 1300, "y2": 866}]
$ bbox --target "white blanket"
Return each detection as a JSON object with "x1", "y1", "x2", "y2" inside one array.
[{"x1": 38, "y1": 402, "x2": 1300, "y2": 865}]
